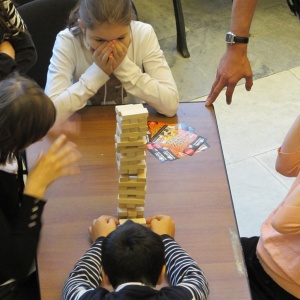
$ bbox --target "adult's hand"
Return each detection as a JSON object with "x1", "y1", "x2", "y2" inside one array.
[
  {"x1": 88, "y1": 215, "x2": 119, "y2": 242},
  {"x1": 205, "y1": 45, "x2": 253, "y2": 106},
  {"x1": 24, "y1": 134, "x2": 81, "y2": 199}
]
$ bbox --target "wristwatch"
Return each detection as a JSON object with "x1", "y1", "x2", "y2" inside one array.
[{"x1": 226, "y1": 32, "x2": 249, "y2": 45}]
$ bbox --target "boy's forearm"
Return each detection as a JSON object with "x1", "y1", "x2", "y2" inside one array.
[
  {"x1": 62, "y1": 237, "x2": 104, "y2": 300},
  {"x1": 162, "y1": 236, "x2": 209, "y2": 300}
]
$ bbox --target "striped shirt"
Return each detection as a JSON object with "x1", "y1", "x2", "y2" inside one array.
[
  {"x1": 63, "y1": 235, "x2": 209, "y2": 300},
  {"x1": 0, "y1": 0, "x2": 25, "y2": 36}
]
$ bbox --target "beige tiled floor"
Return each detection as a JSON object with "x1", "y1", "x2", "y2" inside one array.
[
  {"x1": 133, "y1": 0, "x2": 300, "y2": 238},
  {"x1": 197, "y1": 67, "x2": 300, "y2": 237}
]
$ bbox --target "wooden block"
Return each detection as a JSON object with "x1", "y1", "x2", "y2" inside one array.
[
  {"x1": 119, "y1": 189, "x2": 146, "y2": 198},
  {"x1": 119, "y1": 218, "x2": 147, "y2": 226},
  {"x1": 137, "y1": 169, "x2": 147, "y2": 182},
  {"x1": 127, "y1": 208, "x2": 138, "y2": 218},
  {"x1": 116, "y1": 152, "x2": 146, "y2": 163},
  {"x1": 116, "y1": 146, "x2": 146, "y2": 155},
  {"x1": 117, "y1": 132, "x2": 146, "y2": 142},
  {"x1": 117, "y1": 207, "x2": 128, "y2": 218},
  {"x1": 116, "y1": 104, "x2": 148, "y2": 119},
  {"x1": 119, "y1": 174, "x2": 138, "y2": 182},
  {"x1": 124, "y1": 204, "x2": 136, "y2": 209},
  {"x1": 119, "y1": 160, "x2": 139, "y2": 166},
  {"x1": 118, "y1": 122, "x2": 148, "y2": 132},
  {"x1": 115, "y1": 135, "x2": 146, "y2": 147},
  {"x1": 119, "y1": 180, "x2": 146, "y2": 188},
  {"x1": 118, "y1": 197, "x2": 145, "y2": 206},
  {"x1": 117, "y1": 160, "x2": 147, "y2": 174},
  {"x1": 119, "y1": 186, "x2": 146, "y2": 193},
  {"x1": 120, "y1": 170, "x2": 147, "y2": 182},
  {"x1": 136, "y1": 207, "x2": 144, "y2": 217}
]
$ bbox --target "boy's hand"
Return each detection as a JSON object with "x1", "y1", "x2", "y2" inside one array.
[
  {"x1": 147, "y1": 215, "x2": 175, "y2": 238},
  {"x1": 89, "y1": 215, "x2": 119, "y2": 242}
]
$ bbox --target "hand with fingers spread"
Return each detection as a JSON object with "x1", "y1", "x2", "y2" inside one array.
[
  {"x1": 88, "y1": 215, "x2": 119, "y2": 242},
  {"x1": 205, "y1": 45, "x2": 253, "y2": 106},
  {"x1": 24, "y1": 134, "x2": 81, "y2": 199},
  {"x1": 147, "y1": 215, "x2": 175, "y2": 238}
]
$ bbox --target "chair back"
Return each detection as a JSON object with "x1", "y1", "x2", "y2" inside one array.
[{"x1": 17, "y1": 0, "x2": 78, "y2": 88}]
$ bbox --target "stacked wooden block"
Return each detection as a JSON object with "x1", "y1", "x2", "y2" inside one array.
[{"x1": 115, "y1": 104, "x2": 149, "y2": 225}]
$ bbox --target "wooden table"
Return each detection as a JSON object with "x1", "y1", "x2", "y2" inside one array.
[{"x1": 27, "y1": 102, "x2": 251, "y2": 300}]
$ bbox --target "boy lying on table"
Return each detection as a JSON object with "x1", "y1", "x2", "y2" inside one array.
[{"x1": 63, "y1": 215, "x2": 209, "y2": 300}]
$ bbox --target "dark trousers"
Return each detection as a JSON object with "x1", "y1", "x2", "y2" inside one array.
[
  {"x1": 0, "y1": 272, "x2": 40, "y2": 300},
  {"x1": 241, "y1": 236, "x2": 299, "y2": 300}
]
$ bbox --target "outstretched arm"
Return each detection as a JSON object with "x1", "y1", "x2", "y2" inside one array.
[
  {"x1": 272, "y1": 115, "x2": 300, "y2": 233},
  {"x1": 205, "y1": 0, "x2": 259, "y2": 106},
  {"x1": 279, "y1": 114, "x2": 300, "y2": 154},
  {"x1": 275, "y1": 114, "x2": 300, "y2": 177}
]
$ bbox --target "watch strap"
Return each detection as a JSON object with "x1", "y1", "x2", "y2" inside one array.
[
  {"x1": 234, "y1": 35, "x2": 249, "y2": 44},
  {"x1": 226, "y1": 32, "x2": 249, "y2": 44}
]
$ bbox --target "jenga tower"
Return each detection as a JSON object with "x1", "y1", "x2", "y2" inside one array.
[{"x1": 115, "y1": 104, "x2": 149, "y2": 225}]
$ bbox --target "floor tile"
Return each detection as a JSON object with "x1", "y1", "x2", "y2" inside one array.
[
  {"x1": 226, "y1": 157, "x2": 290, "y2": 237},
  {"x1": 290, "y1": 66, "x2": 300, "y2": 80},
  {"x1": 214, "y1": 70, "x2": 300, "y2": 163}
]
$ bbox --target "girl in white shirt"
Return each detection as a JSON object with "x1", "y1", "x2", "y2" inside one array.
[{"x1": 45, "y1": 0, "x2": 179, "y2": 122}]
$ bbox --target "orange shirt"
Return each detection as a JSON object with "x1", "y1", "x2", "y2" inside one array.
[{"x1": 257, "y1": 148, "x2": 300, "y2": 298}]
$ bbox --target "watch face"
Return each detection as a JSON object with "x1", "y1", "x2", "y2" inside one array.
[{"x1": 225, "y1": 33, "x2": 235, "y2": 44}]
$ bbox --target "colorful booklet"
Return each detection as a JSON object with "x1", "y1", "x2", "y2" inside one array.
[{"x1": 146, "y1": 121, "x2": 210, "y2": 162}]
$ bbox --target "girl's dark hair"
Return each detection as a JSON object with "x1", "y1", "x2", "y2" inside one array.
[
  {"x1": 68, "y1": 0, "x2": 136, "y2": 36},
  {"x1": 0, "y1": 74, "x2": 56, "y2": 164},
  {"x1": 102, "y1": 220, "x2": 165, "y2": 289}
]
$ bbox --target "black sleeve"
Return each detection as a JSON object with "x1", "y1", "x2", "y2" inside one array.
[
  {"x1": 9, "y1": 30, "x2": 37, "y2": 74},
  {"x1": 0, "y1": 0, "x2": 37, "y2": 79},
  {"x1": 0, "y1": 31, "x2": 37, "y2": 80},
  {"x1": 0, "y1": 52, "x2": 17, "y2": 79},
  {"x1": 0, "y1": 171, "x2": 45, "y2": 283}
]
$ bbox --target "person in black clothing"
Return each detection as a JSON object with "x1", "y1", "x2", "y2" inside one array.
[
  {"x1": 63, "y1": 215, "x2": 209, "y2": 300},
  {"x1": 0, "y1": 0, "x2": 36, "y2": 80},
  {"x1": 0, "y1": 74, "x2": 81, "y2": 300}
]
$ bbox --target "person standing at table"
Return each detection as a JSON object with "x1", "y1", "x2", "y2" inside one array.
[
  {"x1": 45, "y1": 0, "x2": 179, "y2": 123},
  {"x1": 0, "y1": 0, "x2": 36, "y2": 80},
  {"x1": 240, "y1": 114, "x2": 300, "y2": 300},
  {"x1": 204, "y1": 0, "x2": 259, "y2": 106},
  {"x1": 0, "y1": 74, "x2": 81, "y2": 300},
  {"x1": 63, "y1": 215, "x2": 209, "y2": 300}
]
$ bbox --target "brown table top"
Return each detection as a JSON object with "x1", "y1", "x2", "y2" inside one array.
[{"x1": 26, "y1": 102, "x2": 251, "y2": 300}]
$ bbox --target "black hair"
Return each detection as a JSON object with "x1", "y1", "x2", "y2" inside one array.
[
  {"x1": 0, "y1": 74, "x2": 56, "y2": 164},
  {"x1": 102, "y1": 220, "x2": 165, "y2": 289}
]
